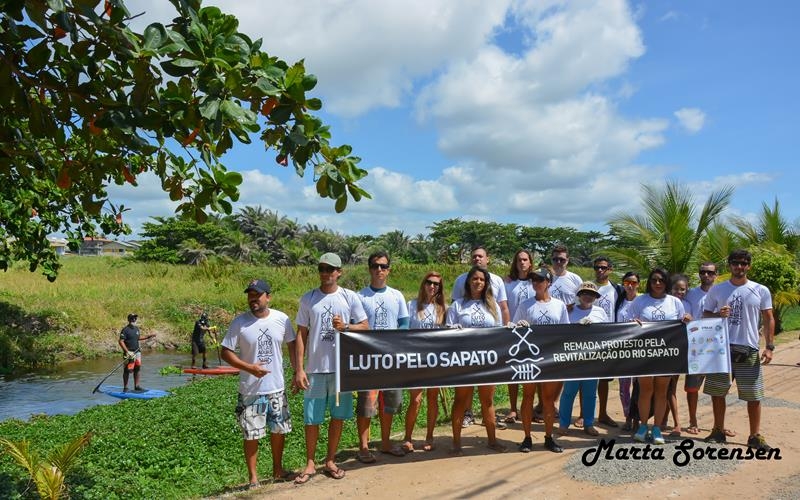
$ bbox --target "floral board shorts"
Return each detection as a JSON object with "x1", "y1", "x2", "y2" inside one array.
[{"x1": 235, "y1": 391, "x2": 291, "y2": 440}]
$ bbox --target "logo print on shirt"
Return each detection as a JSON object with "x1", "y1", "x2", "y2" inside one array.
[
  {"x1": 651, "y1": 305, "x2": 666, "y2": 321},
  {"x1": 537, "y1": 309, "x2": 555, "y2": 325},
  {"x1": 598, "y1": 296, "x2": 612, "y2": 318},
  {"x1": 257, "y1": 327, "x2": 274, "y2": 364},
  {"x1": 320, "y1": 305, "x2": 335, "y2": 342},
  {"x1": 470, "y1": 303, "x2": 487, "y2": 327},
  {"x1": 421, "y1": 310, "x2": 434, "y2": 328},
  {"x1": 374, "y1": 300, "x2": 389, "y2": 329},
  {"x1": 728, "y1": 294, "x2": 743, "y2": 326}
]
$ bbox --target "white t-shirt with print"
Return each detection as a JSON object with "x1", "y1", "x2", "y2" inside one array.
[
  {"x1": 616, "y1": 297, "x2": 637, "y2": 322},
  {"x1": 446, "y1": 299, "x2": 502, "y2": 328},
  {"x1": 513, "y1": 297, "x2": 570, "y2": 325},
  {"x1": 629, "y1": 294, "x2": 685, "y2": 322},
  {"x1": 408, "y1": 300, "x2": 442, "y2": 329},
  {"x1": 222, "y1": 310, "x2": 296, "y2": 396},
  {"x1": 296, "y1": 286, "x2": 367, "y2": 373},
  {"x1": 549, "y1": 271, "x2": 583, "y2": 306},
  {"x1": 703, "y1": 280, "x2": 772, "y2": 349},
  {"x1": 506, "y1": 279, "x2": 534, "y2": 321},
  {"x1": 595, "y1": 282, "x2": 618, "y2": 321},
  {"x1": 569, "y1": 305, "x2": 609, "y2": 324},
  {"x1": 358, "y1": 285, "x2": 408, "y2": 330},
  {"x1": 686, "y1": 286, "x2": 709, "y2": 319}
]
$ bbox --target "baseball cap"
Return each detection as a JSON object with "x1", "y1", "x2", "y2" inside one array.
[
  {"x1": 127, "y1": 313, "x2": 138, "y2": 322},
  {"x1": 244, "y1": 279, "x2": 271, "y2": 294},
  {"x1": 318, "y1": 252, "x2": 342, "y2": 268},
  {"x1": 577, "y1": 281, "x2": 601, "y2": 298},
  {"x1": 530, "y1": 268, "x2": 552, "y2": 281}
]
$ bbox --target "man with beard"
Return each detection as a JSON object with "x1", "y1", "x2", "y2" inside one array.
[
  {"x1": 221, "y1": 279, "x2": 298, "y2": 488},
  {"x1": 703, "y1": 250, "x2": 775, "y2": 451}
]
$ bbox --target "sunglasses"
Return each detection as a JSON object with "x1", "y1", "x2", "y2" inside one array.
[
  {"x1": 699, "y1": 270, "x2": 717, "y2": 276},
  {"x1": 424, "y1": 279, "x2": 441, "y2": 287},
  {"x1": 369, "y1": 263, "x2": 390, "y2": 270},
  {"x1": 317, "y1": 264, "x2": 339, "y2": 273},
  {"x1": 650, "y1": 278, "x2": 665, "y2": 284},
  {"x1": 729, "y1": 260, "x2": 749, "y2": 267},
  {"x1": 551, "y1": 257, "x2": 567, "y2": 263},
  {"x1": 623, "y1": 280, "x2": 639, "y2": 286},
  {"x1": 593, "y1": 266, "x2": 609, "y2": 271}
]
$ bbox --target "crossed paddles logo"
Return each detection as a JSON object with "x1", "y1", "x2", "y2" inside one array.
[{"x1": 507, "y1": 325, "x2": 544, "y2": 381}]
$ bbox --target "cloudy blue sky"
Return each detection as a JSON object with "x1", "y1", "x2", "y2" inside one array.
[{"x1": 113, "y1": 0, "x2": 799, "y2": 239}]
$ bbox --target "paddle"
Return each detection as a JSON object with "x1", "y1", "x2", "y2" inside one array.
[{"x1": 91, "y1": 349, "x2": 140, "y2": 394}]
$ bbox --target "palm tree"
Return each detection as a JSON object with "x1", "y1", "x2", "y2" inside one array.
[
  {"x1": 730, "y1": 198, "x2": 799, "y2": 254},
  {"x1": 178, "y1": 238, "x2": 215, "y2": 265},
  {"x1": 217, "y1": 232, "x2": 258, "y2": 263},
  {"x1": 1, "y1": 432, "x2": 92, "y2": 500},
  {"x1": 605, "y1": 180, "x2": 734, "y2": 274}
]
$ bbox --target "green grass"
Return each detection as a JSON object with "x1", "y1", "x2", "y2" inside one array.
[{"x1": 0, "y1": 375, "x2": 507, "y2": 499}]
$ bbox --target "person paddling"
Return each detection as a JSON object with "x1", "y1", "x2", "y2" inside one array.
[{"x1": 118, "y1": 313, "x2": 156, "y2": 392}]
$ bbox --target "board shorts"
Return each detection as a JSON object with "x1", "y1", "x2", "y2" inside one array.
[
  {"x1": 303, "y1": 372, "x2": 354, "y2": 424},
  {"x1": 235, "y1": 391, "x2": 291, "y2": 440},
  {"x1": 703, "y1": 344, "x2": 764, "y2": 401},
  {"x1": 356, "y1": 389, "x2": 403, "y2": 417},
  {"x1": 123, "y1": 351, "x2": 142, "y2": 372}
]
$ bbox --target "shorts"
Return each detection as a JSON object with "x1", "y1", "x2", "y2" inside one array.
[
  {"x1": 235, "y1": 391, "x2": 291, "y2": 440},
  {"x1": 703, "y1": 345, "x2": 764, "y2": 401},
  {"x1": 191, "y1": 340, "x2": 206, "y2": 355},
  {"x1": 304, "y1": 373, "x2": 354, "y2": 425},
  {"x1": 356, "y1": 389, "x2": 403, "y2": 417},
  {"x1": 684, "y1": 374, "x2": 705, "y2": 392},
  {"x1": 123, "y1": 351, "x2": 142, "y2": 372}
]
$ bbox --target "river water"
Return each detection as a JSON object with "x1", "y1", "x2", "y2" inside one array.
[{"x1": 0, "y1": 351, "x2": 230, "y2": 421}]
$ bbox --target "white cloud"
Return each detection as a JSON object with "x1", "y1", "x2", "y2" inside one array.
[{"x1": 674, "y1": 108, "x2": 706, "y2": 133}]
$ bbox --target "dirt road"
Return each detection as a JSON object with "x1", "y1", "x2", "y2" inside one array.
[{"x1": 243, "y1": 338, "x2": 800, "y2": 499}]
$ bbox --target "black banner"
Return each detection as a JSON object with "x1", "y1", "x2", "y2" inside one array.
[{"x1": 337, "y1": 321, "x2": 692, "y2": 392}]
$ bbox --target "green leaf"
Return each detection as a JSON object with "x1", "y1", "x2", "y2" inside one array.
[
  {"x1": 335, "y1": 195, "x2": 347, "y2": 213},
  {"x1": 305, "y1": 98, "x2": 322, "y2": 111},
  {"x1": 302, "y1": 74, "x2": 317, "y2": 91},
  {"x1": 25, "y1": 40, "x2": 51, "y2": 72},
  {"x1": 143, "y1": 23, "x2": 168, "y2": 50},
  {"x1": 284, "y1": 62, "x2": 304, "y2": 88},
  {"x1": 254, "y1": 77, "x2": 278, "y2": 96},
  {"x1": 46, "y1": 0, "x2": 65, "y2": 12},
  {"x1": 223, "y1": 171, "x2": 243, "y2": 186},
  {"x1": 199, "y1": 98, "x2": 220, "y2": 121}
]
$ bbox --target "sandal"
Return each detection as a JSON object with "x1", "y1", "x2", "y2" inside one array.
[
  {"x1": 293, "y1": 471, "x2": 315, "y2": 485},
  {"x1": 401, "y1": 441, "x2": 415, "y2": 454},
  {"x1": 724, "y1": 428, "x2": 736, "y2": 437},
  {"x1": 504, "y1": 412, "x2": 518, "y2": 424},
  {"x1": 573, "y1": 417, "x2": 584, "y2": 428},
  {"x1": 423, "y1": 441, "x2": 435, "y2": 452},
  {"x1": 598, "y1": 416, "x2": 619, "y2": 428},
  {"x1": 686, "y1": 425, "x2": 699, "y2": 435},
  {"x1": 380, "y1": 445, "x2": 406, "y2": 457},
  {"x1": 357, "y1": 450, "x2": 376, "y2": 464},
  {"x1": 323, "y1": 466, "x2": 345, "y2": 480},
  {"x1": 584, "y1": 426, "x2": 599, "y2": 436},
  {"x1": 488, "y1": 442, "x2": 507, "y2": 453}
]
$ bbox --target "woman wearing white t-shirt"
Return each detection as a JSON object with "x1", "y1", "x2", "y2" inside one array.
[
  {"x1": 503, "y1": 249, "x2": 535, "y2": 424},
  {"x1": 616, "y1": 271, "x2": 640, "y2": 431},
  {"x1": 401, "y1": 271, "x2": 447, "y2": 453},
  {"x1": 446, "y1": 266, "x2": 505, "y2": 454},
  {"x1": 629, "y1": 268, "x2": 686, "y2": 445}
]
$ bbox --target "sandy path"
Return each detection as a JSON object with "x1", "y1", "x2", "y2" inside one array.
[{"x1": 242, "y1": 338, "x2": 800, "y2": 499}]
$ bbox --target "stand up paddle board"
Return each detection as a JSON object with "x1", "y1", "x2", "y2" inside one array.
[
  {"x1": 182, "y1": 366, "x2": 240, "y2": 375},
  {"x1": 99, "y1": 386, "x2": 171, "y2": 400}
]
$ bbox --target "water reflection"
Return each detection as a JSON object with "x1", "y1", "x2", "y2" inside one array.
[{"x1": 0, "y1": 352, "x2": 226, "y2": 421}]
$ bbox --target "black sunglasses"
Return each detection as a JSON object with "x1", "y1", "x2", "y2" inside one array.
[
  {"x1": 699, "y1": 270, "x2": 717, "y2": 275},
  {"x1": 729, "y1": 260, "x2": 749, "y2": 267},
  {"x1": 593, "y1": 266, "x2": 609, "y2": 271},
  {"x1": 369, "y1": 263, "x2": 390, "y2": 270},
  {"x1": 317, "y1": 264, "x2": 339, "y2": 273},
  {"x1": 551, "y1": 257, "x2": 567, "y2": 263},
  {"x1": 424, "y1": 279, "x2": 441, "y2": 287}
]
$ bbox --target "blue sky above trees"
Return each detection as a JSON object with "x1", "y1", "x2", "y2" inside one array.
[{"x1": 111, "y1": 0, "x2": 799, "y2": 238}]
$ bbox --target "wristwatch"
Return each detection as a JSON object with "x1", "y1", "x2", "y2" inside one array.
[
  {"x1": 765, "y1": 343, "x2": 775, "y2": 351},
  {"x1": 344, "y1": 324, "x2": 350, "y2": 332}
]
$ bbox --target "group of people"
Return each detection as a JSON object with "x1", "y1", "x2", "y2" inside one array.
[{"x1": 196, "y1": 245, "x2": 776, "y2": 487}]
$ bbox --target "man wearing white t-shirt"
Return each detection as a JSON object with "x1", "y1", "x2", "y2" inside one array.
[
  {"x1": 355, "y1": 251, "x2": 410, "y2": 462},
  {"x1": 703, "y1": 250, "x2": 774, "y2": 451},
  {"x1": 221, "y1": 279, "x2": 297, "y2": 487},
  {"x1": 293, "y1": 253, "x2": 369, "y2": 484},
  {"x1": 548, "y1": 245, "x2": 583, "y2": 311},
  {"x1": 592, "y1": 256, "x2": 623, "y2": 429}
]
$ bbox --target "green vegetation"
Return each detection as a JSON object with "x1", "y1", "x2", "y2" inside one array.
[{"x1": 0, "y1": 375, "x2": 497, "y2": 499}]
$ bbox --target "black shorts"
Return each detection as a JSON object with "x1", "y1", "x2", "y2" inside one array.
[{"x1": 192, "y1": 340, "x2": 206, "y2": 355}]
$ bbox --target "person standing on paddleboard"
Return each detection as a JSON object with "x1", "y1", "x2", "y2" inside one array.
[
  {"x1": 191, "y1": 312, "x2": 212, "y2": 369},
  {"x1": 118, "y1": 313, "x2": 156, "y2": 392}
]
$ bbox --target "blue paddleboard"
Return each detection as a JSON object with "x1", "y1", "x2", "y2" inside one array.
[{"x1": 99, "y1": 386, "x2": 171, "y2": 400}]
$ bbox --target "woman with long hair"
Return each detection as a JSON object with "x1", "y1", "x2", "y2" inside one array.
[
  {"x1": 401, "y1": 271, "x2": 447, "y2": 452},
  {"x1": 446, "y1": 266, "x2": 505, "y2": 454},
  {"x1": 503, "y1": 249, "x2": 535, "y2": 424},
  {"x1": 629, "y1": 268, "x2": 687, "y2": 445}
]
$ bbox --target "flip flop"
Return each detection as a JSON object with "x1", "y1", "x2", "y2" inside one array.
[
  {"x1": 357, "y1": 450, "x2": 376, "y2": 463},
  {"x1": 504, "y1": 412, "x2": 518, "y2": 424},
  {"x1": 573, "y1": 417, "x2": 584, "y2": 428},
  {"x1": 487, "y1": 442, "x2": 507, "y2": 453},
  {"x1": 273, "y1": 471, "x2": 298, "y2": 483},
  {"x1": 584, "y1": 426, "x2": 600, "y2": 436},
  {"x1": 686, "y1": 425, "x2": 699, "y2": 435},
  {"x1": 323, "y1": 466, "x2": 345, "y2": 480},
  {"x1": 423, "y1": 441, "x2": 435, "y2": 452},
  {"x1": 293, "y1": 472, "x2": 315, "y2": 485},
  {"x1": 380, "y1": 445, "x2": 406, "y2": 457},
  {"x1": 598, "y1": 416, "x2": 619, "y2": 428},
  {"x1": 401, "y1": 441, "x2": 415, "y2": 453},
  {"x1": 724, "y1": 428, "x2": 736, "y2": 437}
]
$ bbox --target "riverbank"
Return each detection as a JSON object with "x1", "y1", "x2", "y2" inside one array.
[{"x1": 246, "y1": 337, "x2": 800, "y2": 500}]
